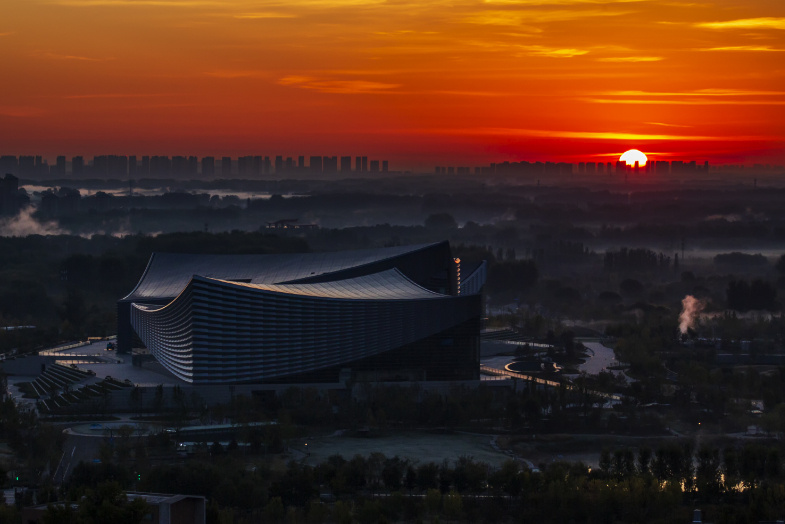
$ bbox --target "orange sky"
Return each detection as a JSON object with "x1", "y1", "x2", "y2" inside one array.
[{"x1": 1, "y1": 0, "x2": 784, "y2": 169}]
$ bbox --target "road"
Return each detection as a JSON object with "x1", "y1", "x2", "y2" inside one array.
[{"x1": 52, "y1": 431, "x2": 105, "y2": 484}]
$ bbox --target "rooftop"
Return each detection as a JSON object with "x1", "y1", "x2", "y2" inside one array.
[{"x1": 121, "y1": 242, "x2": 443, "y2": 302}]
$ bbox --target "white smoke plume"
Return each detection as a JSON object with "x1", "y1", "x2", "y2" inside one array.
[
  {"x1": 0, "y1": 207, "x2": 66, "y2": 236},
  {"x1": 679, "y1": 295, "x2": 706, "y2": 335}
]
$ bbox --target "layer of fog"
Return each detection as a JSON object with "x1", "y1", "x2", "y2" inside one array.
[
  {"x1": 0, "y1": 207, "x2": 153, "y2": 238},
  {"x1": 0, "y1": 207, "x2": 66, "y2": 236},
  {"x1": 21, "y1": 184, "x2": 304, "y2": 203}
]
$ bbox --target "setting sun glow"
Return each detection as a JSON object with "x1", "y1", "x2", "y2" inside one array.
[{"x1": 620, "y1": 149, "x2": 648, "y2": 167}]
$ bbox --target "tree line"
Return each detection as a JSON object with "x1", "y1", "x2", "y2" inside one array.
[{"x1": 39, "y1": 440, "x2": 785, "y2": 524}]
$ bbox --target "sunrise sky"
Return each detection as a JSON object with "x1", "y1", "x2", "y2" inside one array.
[{"x1": 1, "y1": 0, "x2": 784, "y2": 168}]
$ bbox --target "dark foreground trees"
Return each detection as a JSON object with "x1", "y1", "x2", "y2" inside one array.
[{"x1": 36, "y1": 439, "x2": 785, "y2": 524}]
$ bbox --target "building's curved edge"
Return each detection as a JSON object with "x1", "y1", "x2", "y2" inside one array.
[{"x1": 119, "y1": 252, "x2": 158, "y2": 302}]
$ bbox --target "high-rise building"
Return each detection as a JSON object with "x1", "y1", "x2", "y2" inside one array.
[
  {"x1": 253, "y1": 156, "x2": 262, "y2": 176},
  {"x1": 323, "y1": 156, "x2": 338, "y2": 173},
  {"x1": 238, "y1": 156, "x2": 252, "y2": 177},
  {"x1": 310, "y1": 156, "x2": 323, "y2": 173},
  {"x1": 0, "y1": 156, "x2": 18, "y2": 175},
  {"x1": 382, "y1": 160, "x2": 388, "y2": 173},
  {"x1": 54, "y1": 156, "x2": 66, "y2": 177},
  {"x1": 0, "y1": 174, "x2": 20, "y2": 216},
  {"x1": 369, "y1": 160, "x2": 380, "y2": 173},
  {"x1": 361, "y1": 156, "x2": 368, "y2": 173},
  {"x1": 115, "y1": 156, "x2": 129, "y2": 177},
  {"x1": 201, "y1": 157, "x2": 215, "y2": 177},
  {"x1": 341, "y1": 156, "x2": 352, "y2": 173},
  {"x1": 653, "y1": 161, "x2": 669, "y2": 174},
  {"x1": 172, "y1": 156, "x2": 189, "y2": 178},
  {"x1": 129, "y1": 155, "x2": 137, "y2": 177},
  {"x1": 93, "y1": 155, "x2": 108, "y2": 176},
  {"x1": 356, "y1": 156, "x2": 362, "y2": 172},
  {"x1": 38, "y1": 156, "x2": 52, "y2": 177},
  {"x1": 221, "y1": 157, "x2": 232, "y2": 177},
  {"x1": 141, "y1": 156, "x2": 150, "y2": 176},
  {"x1": 274, "y1": 156, "x2": 283, "y2": 174},
  {"x1": 264, "y1": 156, "x2": 271, "y2": 174},
  {"x1": 95, "y1": 155, "x2": 122, "y2": 177},
  {"x1": 150, "y1": 156, "x2": 171, "y2": 177},
  {"x1": 18, "y1": 156, "x2": 34, "y2": 177},
  {"x1": 35, "y1": 156, "x2": 48, "y2": 178},
  {"x1": 298, "y1": 156, "x2": 305, "y2": 169}
]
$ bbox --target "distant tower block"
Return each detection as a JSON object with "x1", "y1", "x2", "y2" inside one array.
[
  {"x1": 201, "y1": 157, "x2": 215, "y2": 177},
  {"x1": 310, "y1": 156, "x2": 322, "y2": 173}
]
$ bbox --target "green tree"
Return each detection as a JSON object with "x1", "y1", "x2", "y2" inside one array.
[
  {"x1": 263, "y1": 496, "x2": 285, "y2": 524},
  {"x1": 424, "y1": 213, "x2": 457, "y2": 229},
  {"x1": 695, "y1": 444, "x2": 721, "y2": 500},
  {"x1": 442, "y1": 491, "x2": 463, "y2": 521},
  {"x1": 54, "y1": 481, "x2": 150, "y2": 524}
]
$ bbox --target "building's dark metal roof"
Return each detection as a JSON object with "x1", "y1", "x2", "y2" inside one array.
[
  {"x1": 121, "y1": 243, "x2": 443, "y2": 302},
  {"x1": 133, "y1": 269, "x2": 446, "y2": 311},
  {"x1": 219, "y1": 268, "x2": 446, "y2": 300}
]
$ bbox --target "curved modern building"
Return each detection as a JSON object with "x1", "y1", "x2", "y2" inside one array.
[{"x1": 118, "y1": 242, "x2": 486, "y2": 385}]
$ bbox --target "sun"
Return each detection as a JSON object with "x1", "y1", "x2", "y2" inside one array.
[{"x1": 620, "y1": 149, "x2": 647, "y2": 167}]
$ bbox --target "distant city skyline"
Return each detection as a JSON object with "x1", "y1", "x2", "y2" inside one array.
[{"x1": 2, "y1": 152, "x2": 782, "y2": 180}]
